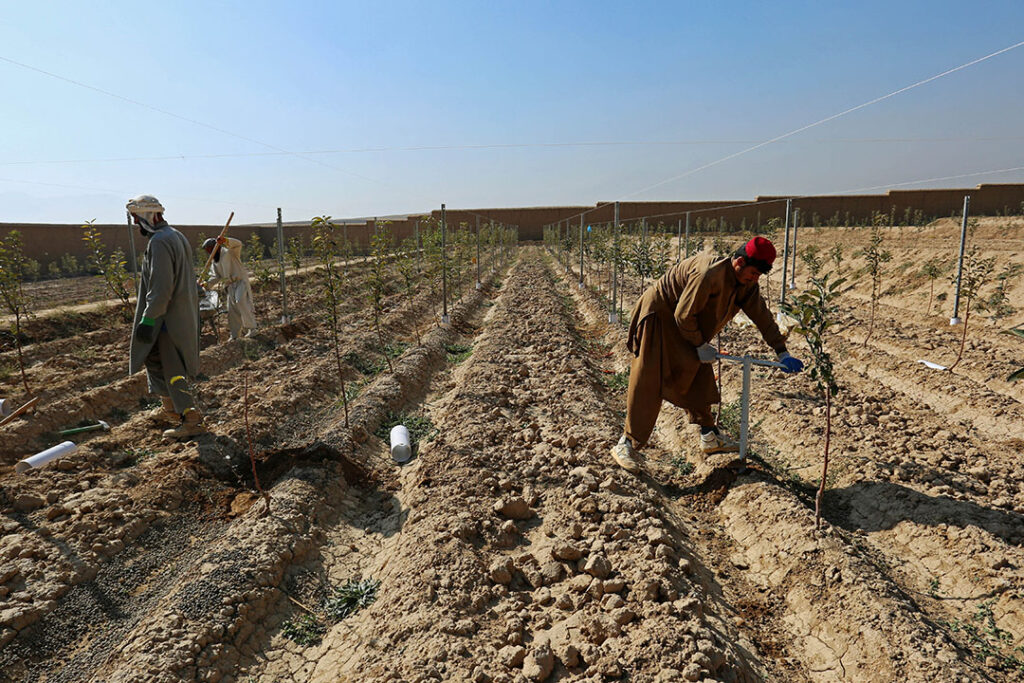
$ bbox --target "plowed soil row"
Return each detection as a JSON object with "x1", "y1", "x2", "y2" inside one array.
[
  {"x1": 557, "y1": 251, "x2": 1009, "y2": 681},
  {"x1": 0, "y1": 251, "x2": 508, "y2": 681},
  {"x1": 244, "y1": 249, "x2": 773, "y2": 681},
  {"x1": 559, "y1": 222, "x2": 1023, "y2": 680}
]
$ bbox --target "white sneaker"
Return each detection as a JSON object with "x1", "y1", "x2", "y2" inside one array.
[
  {"x1": 700, "y1": 430, "x2": 739, "y2": 454},
  {"x1": 611, "y1": 436, "x2": 641, "y2": 473}
]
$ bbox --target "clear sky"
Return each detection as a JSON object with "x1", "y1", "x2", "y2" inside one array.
[{"x1": 2, "y1": 1, "x2": 1023, "y2": 225}]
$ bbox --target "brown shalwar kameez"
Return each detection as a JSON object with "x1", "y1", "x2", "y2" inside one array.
[{"x1": 623, "y1": 252, "x2": 787, "y2": 448}]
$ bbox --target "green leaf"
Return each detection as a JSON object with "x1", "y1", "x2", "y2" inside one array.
[{"x1": 1009, "y1": 368, "x2": 1024, "y2": 382}]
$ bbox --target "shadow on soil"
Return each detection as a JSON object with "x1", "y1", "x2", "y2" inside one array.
[{"x1": 827, "y1": 481, "x2": 1024, "y2": 546}]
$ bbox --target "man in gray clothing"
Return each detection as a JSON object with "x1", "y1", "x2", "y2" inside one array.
[{"x1": 127, "y1": 195, "x2": 206, "y2": 439}]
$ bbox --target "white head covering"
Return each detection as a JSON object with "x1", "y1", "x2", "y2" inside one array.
[{"x1": 126, "y1": 194, "x2": 165, "y2": 234}]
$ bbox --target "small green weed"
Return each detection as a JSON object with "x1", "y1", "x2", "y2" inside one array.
[
  {"x1": 340, "y1": 380, "x2": 365, "y2": 404},
  {"x1": 281, "y1": 612, "x2": 326, "y2": 646},
  {"x1": 601, "y1": 371, "x2": 629, "y2": 392},
  {"x1": 324, "y1": 578, "x2": 380, "y2": 621},
  {"x1": 444, "y1": 343, "x2": 472, "y2": 364},
  {"x1": 671, "y1": 456, "x2": 694, "y2": 475},
  {"x1": 383, "y1": 341, "x2": 408, "y2": 359},
  {"x1": 120, "y1": 446, "x2": 155, "y2": 466},
  {"x1": 344, "y1": 351, "x2": 383, "y2": 376},
  {"x1": 944, "y1": 599, "x2": 1024, "y2": 672},
  {"x1": 281, "y1": 578, "x2": 380, "y2": 647}
]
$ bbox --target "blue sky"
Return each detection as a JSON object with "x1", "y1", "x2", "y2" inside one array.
[{"x1": 1, "y1": 1, "x2": 1022, "y2": 225}]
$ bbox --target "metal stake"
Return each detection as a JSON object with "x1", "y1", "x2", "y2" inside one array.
[
  {"x1": 950, "y1": 195, "x2": 970, "y2": 325},
  {"x1": 277, "y1": 208, "x2": 288, "y2": 323},
  {"x1": 441, "y1": 204, "x2": 449, "y2": 325},
  {"x1": 779, "y1": 199, "x2": 791, "y2": 309},
  {"x1": 579, "y1": 214, "x2": 585, "y2": 288},
  {"x1": 610, "y1": 202, "x2": 619, "y2": 323},
  {"x1": 676, "y1": 218, "x2": 682, "y2": 261},
  {"x1": 684, "y1": 212, "x2": 691, "y2": 258},
  {"x1": 790, "y1": 207, "x2": 799, "y2": 290}
]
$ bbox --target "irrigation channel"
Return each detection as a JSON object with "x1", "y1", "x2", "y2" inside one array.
[{"x1": 1, "y1": 222, "x2": 1023, "y2": 681}]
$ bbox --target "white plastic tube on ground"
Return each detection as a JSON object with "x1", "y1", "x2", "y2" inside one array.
[
  {"x1": 16, "y1": 441, "x2": 78, "y2": 474},
  {"x1": 390, "y1": 425, "x2": 412, "y2": 464}
]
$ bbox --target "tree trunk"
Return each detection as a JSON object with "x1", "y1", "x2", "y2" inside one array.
[
  {"x1": 243, "y1": 374, "x2": 272, "y2": 515},
  {"x1": 863, "y1": 280, "x2": 877, "y2": 346},
  {"x1": 374, "y1": 312, "x2": 394, "y2": 373},
  {"x1": 948, "y1": 297, "x2": 971, "y2": 371},
  {"x1": 815, "y1": 387, "x2": 832, "y2": 530},
  {"x1": 332, "y1": 320, "x2": 350, "y2": 429},
  {"x1": 15, "y1": 312, "x2": 30, "y2": 397}
]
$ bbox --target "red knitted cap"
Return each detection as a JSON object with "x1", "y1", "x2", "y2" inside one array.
[{"x1": 744, "y1": 236, "x2": 776, "y2": 264}]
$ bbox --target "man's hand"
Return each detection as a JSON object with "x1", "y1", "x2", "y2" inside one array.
[
  {"x1": 778, "y1": 351, "x2": 804, "y2": 373},
  {"x1": 135, "y1": 317, "x2": 156, "y2": 345},
  {"x1": 216, "y1": 236, "x2": 228, "y2": 247},
  {"x1": 696, "y1": 342, "x2": 718, "y2": 363}
]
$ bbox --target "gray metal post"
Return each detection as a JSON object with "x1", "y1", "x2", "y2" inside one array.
[
  {"x1": 277, "y1": 208, "x2": 288, "y2": 323},
  {"x1": 475, "y1": 215, "x2": 481, "y2": 290},
  {"x1": 579, "y1": 214, "x2": 585, "y2": 288},
  {"x1": 611, "y1": 202, "x2": 620, "y2": 323},
  {"x1": 676, "y1": 218, "x2": 682, "y2": 261},
  {"x1": 717, "y1": 353, "x2": 786, "y2": 462},
  {"x1": 951, "y1": 195, "x2": 971, "y2": 325},
  {"x1": 441, "y1": 204, "x2": 449, "y2": 325},
  {"x1": 685, "y1": 212, "x2": 691, "y2": 258},
  {"x1": 641, "y1": 217, "x2": 647, "y2": 291},
  {"x1": 790, "y1": 207, "x2": 799, "y2": 289},
  {"x1": 779, "y1": 199, "x2": 791, "y2": 308},
  {"x1": 125, "y1": 211, "x2": 139, "y2": 297}
]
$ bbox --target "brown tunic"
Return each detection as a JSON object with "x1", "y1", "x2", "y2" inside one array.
[{"x1": 623, "y1": 251, "x2": 787, "y2": 446}]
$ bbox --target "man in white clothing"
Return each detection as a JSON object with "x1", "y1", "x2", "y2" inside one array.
[{"x1": 201, "y1": 236, "x2": 257, "y2": 340}]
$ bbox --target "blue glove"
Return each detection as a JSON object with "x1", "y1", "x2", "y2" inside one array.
[
  {"x1": 778, "y1": 351, "x2": 803, "y2": 374},
  {"x1": 135, "y1": 317, "x2": 156, "y2": 344}
]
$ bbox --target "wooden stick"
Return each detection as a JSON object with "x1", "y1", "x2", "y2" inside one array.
[
  {"x1": 198, "y1": 212, "x2": 234, "y2": 284},
  {"x1": 0, "y1": 396, "x2": 39, "y2": 428}
]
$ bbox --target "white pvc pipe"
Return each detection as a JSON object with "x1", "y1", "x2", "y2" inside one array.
[
  {"x1": 389, "y1": 425, "x2": 412, "y2": 463},
  {"x1": 16, "y1": 441, "x2": 77, "y2": 474},
  {"x1": 0, "y1": 398, "x2": 10, "y2": 418}
]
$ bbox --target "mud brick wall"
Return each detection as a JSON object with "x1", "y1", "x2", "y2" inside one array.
[{"x1": 2, "y1": 183, "x2": 1023, "y2": 267}]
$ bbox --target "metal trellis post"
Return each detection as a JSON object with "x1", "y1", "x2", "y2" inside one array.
[
  {"x1": 277, "y1": 207, "x2": 288, "y2": 323},
  {"x1": 779, "y1": 199, "x2": 791, "y2": 309},
  {"x1": 951, "y1": 195, "x2": 970, "y2": 325},
  {"x1": 611, "y1": 202, "x2": 620, "y2": 323},
  {"x1": 441, "y1": 204, "x2": 449, "y2": 325}
]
